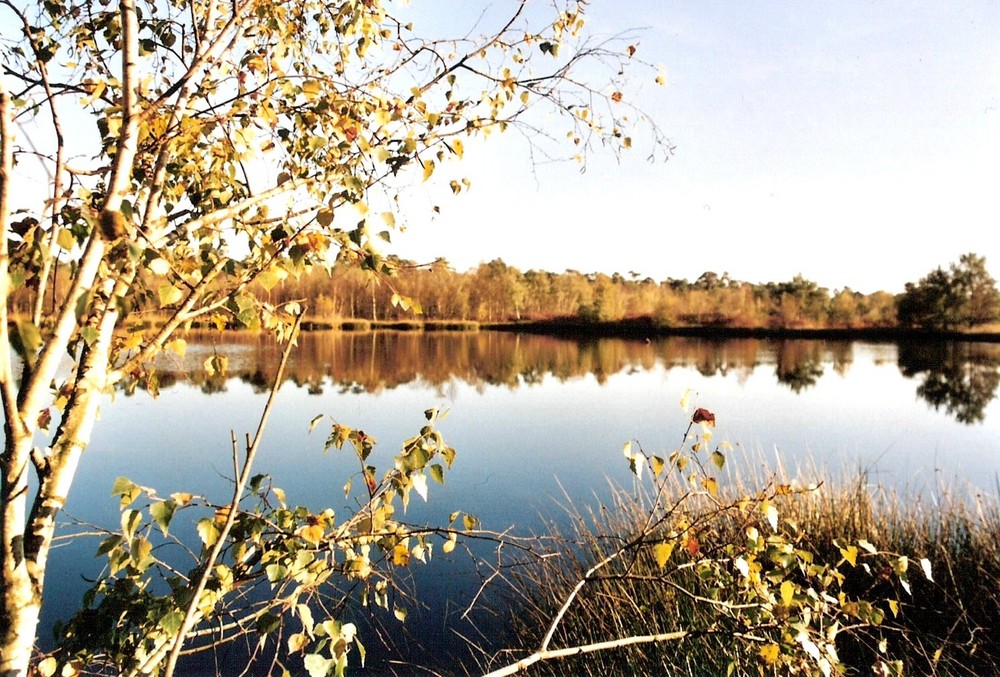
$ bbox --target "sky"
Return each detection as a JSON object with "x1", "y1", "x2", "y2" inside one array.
[
  {"x1": 389, "y1": 1, "x2": 1000, "y2": 294},
  {"x1": 2, "y1": 2, "x2": 997, "y2": 295}
]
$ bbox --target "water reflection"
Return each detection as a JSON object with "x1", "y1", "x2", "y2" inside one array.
[
  {"x1": 898, "y1": 341, "x2": 1000, "y2": 424},
  {"x1": 136, "y1": 331, "x2": 1000, "y2": 424}
]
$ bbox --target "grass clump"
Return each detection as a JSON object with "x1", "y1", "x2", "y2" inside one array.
[{"x1": 484, "y1": 417, "x2": 1000, "y2": 676}]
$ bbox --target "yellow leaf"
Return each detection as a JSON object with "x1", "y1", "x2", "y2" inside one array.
[
  {"x1": 840, "y1": 545, "x2": 858, "y2": 567},
  {"x1": 297, "y1": 523, "x2": 325, "y2": 545},
  {"x1": 759, "y1": 643, "x2": 780, "y2": 665},
  {"x1": 701, "y1": 477, "x2": 718, "y2": 495},
  {"x1": 301, "y1": 79, "x2": 321, "y2": 100},
  {"x1": 392, "y1": 543, "x2": 410, "y2": 566},
  {"x1": 422, "y1": 159, "x2": 435, "y2": 182},
  {"x1": 122, "y1": 331, "x2": 143, "y2": 351},
  {"x1": 679, "y1": 388, "x2": 692, "y2": 412},
  {"x1": 37, "y1": 657, "x2": 57, "y2": 677},
  {"x1": 288, "y1": 632, "x2": 309, "y2": 654},
  {"x1": 780, "y1": 580, "x2": 795, "y2": 605},
  {"x1": 651, "y1": 455, "x2": 665, "y2": 476},
  {"x1": 888, "y1": 599, "x2": 899, "y2": 617},
  {"x1": 451, "y1": 138, "x2": 464, "y2": 158},
  {"x1": 653, "y1": 541, "x2": 674, "y2": 569},
  {"x1": 165, "y1": 338, "x2": 186, "y2": 358}
]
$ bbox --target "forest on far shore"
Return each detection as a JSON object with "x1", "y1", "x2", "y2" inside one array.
[
  {"x1": 9, "y1": 252, "x2": 998, "y2": 334},
  {"x1": 244, "y1": 252, "x2": 999, "y2": 333}
]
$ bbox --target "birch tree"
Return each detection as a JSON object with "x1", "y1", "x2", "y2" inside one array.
[{"x1": 0, "y1": 0, "x2": 667, "y2": 673}]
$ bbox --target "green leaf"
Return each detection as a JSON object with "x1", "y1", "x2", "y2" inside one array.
[
  {"x1": 130, "y1": 536, "x2": 153, "y2": 570},
  {"x1": 711, "y1": 450, "x2": 726, "y2": 469},
  {"x1": 159, "y1": 609, "x2": 184, "y2": 635},
  {"x1": 257, "y1": 612, "x2": 281, "y2": 635},
  {"x1": 197, "y1": 518, "x2": 220, "y2": 547},
  {"x1": 429, "y1": 463, "x2": 445, "y2": 484},
  {"x1": 56, "y1": 228, "x2": 75, "y2": 250},
  {"x1": 158, "y1": 284, "x2": 183, "y2": 307},
  {"x1": 150, "y1": 500, "x2": 176, "y2": 536},
  {"x1": 121, "y1": 509, "x2": 142, "y2": 540}
]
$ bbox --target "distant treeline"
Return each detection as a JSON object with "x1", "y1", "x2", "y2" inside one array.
[
  {"x1": 258, "y1": 259, "x2": 902, "y2": 329},
  {"x1": 11, "y1": 253, "x2": 998, "y2": 332},
  {"x1": 257, "y1": 253, "x2": 999, "y2": 332}
]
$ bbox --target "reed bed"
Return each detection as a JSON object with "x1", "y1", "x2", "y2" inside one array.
[{"x1": 487, "y1": 472, "x2": 1000, "y2": 676}]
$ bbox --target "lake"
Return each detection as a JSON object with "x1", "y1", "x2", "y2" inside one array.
[{"x1": 44, "y1": 331, "x2": 1000, "y2": 673}]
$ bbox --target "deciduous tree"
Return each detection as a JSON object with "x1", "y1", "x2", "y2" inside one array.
[{"x1": 0, "y1": 1, "x2": 667, "y2": 672}]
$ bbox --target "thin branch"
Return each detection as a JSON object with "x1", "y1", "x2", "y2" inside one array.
[
  {"x1": 0, "y1": 82, "x2": 21, "y2": 440},
  {"x1": 483, "y1": 629, "x2": 690, "y2": 677},
  {"x1": 161, "y1": 313, "x2": 302, "y2": 677}
]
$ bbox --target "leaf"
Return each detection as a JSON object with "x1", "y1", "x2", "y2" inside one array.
[
  {"x1": 780, "y1": 580, "x2": 795, "y2": 605},
  {"x1": 859, "y1": 539, "x2": 878, "y2": 554},
  {"x1": 298, "y1": 523, "x2": 325, "y2": 545},
  {"x1": 288, "y1": 632, "x2": 310, "y2": 654},
  {"x1": 763, "y1": 502, "x2": 778, "y2": 531},
  {"x1": 392, "y1": 543, "x2": 410, "y2": 566},
  {"x1": 197, "y1": 518, "x2": 221, "y2": 547},
  {"x1": 150, "y1": 500, "x2": 176, "y2": 536},
  {"x1": 653, "y1": 542, "x2": 674, "y2": 569},
  {"x1": 159, "y1": 609, "x2": 184, "y2": 635},
  {"x1": 920, "y1": 557, "x2": 933, "y2": 581},
  {"x1": 701, "y1": 477, "x2": 717, "y2": 495},
  {"x1": 679, "y1": 389, "x2": 692, "y2": 412},
  {"x1": 37, "y1": 657, "x2": 58, "y2": 677},
  {"x1": 304, "y1": 654, "x2": 333, "y2": 677},
  {"x1": 164, "y1": 338, "x2": 186, "y2": 358},
  {"x1": 316, "y1": 209, "x2": 334, "y2": 227},
  {"x1": 422, "y1": 159, "x2": 435, "y2": 182},
  {"x1": 56, "y1": 228, "x2": 75, "y2": 250},
  {"x1": 711, "y1": 450, "x2": 725, "y2": 469},
  {"x1": 112, "y1": 476, "x2": 140, "y2": 508},
  {"x1": 462, "y1": 514, "x2": 478, "y2": 531},
  {"x1": 840, "y1": 545, "x2": 858, "y2": 567},
  {"x1": 429, "y1": 463, "x2": 445, "y2": 484},
  {"x1": 651, "y1": 455, "x2": 665, "y2": 476},
  {"x1": 733, "y1": 557, "x2": 749, "y2": 578},
  {"x1": 308, "y1": 414, "x2": 324, "y2": 432},
  {"x1": 684, "y1": 534, "x2": 700, "y2": 556},
  {"x1": 158, "y1": 284, "x2": 183, "y2": 307},
  {"x1": 148, "y1": 257, "x2": 170, "y2": 275},
  {"x1": 393, "y1": 606, "x2": 407, "y2": 622},
  {"x1": 758, "y1": 644, "x2": 780, "y2": 665}
]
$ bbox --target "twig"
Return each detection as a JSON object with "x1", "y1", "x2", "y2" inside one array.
[{"x1": 159, "y1": 313, "x2": 302, "y2": 677}]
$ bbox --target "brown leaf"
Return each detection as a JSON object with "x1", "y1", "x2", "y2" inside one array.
[{"x1": 692, "y1": 408, "x2": 716, "y2": 427}]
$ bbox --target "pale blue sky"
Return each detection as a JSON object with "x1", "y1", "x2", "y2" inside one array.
[
  {"x1": 392, "y1": 1, "x2": 1000, "y2": 293},
  {"x1": 3, "y1": 1, "x2": 997, "y2": 294}
]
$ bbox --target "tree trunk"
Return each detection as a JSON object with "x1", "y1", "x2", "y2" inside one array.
[{"x1": 1, "y1": 308, "x2": 116, "y2": 676}]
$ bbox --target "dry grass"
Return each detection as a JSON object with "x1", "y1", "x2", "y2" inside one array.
[{"x1": 485, "y1": 471, "x2": 1000, "y2": 676}]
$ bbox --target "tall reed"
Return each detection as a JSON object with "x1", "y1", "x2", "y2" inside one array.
[{"x1": 487, "y1": 471, "x2": 1000, "y2": 675}]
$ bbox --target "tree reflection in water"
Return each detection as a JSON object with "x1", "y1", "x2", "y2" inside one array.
[
  {"x1": 127, "y1": 330, "x2": 1000, "y2": 424},
  {"x1": 899, "y1": 341, "x2": 1000, "y2": 424}
]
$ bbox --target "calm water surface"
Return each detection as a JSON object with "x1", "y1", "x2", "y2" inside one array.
[{"x1": 44, "y1": 331, "x2": 1000, "y2": 671}]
